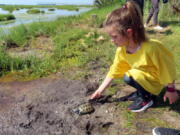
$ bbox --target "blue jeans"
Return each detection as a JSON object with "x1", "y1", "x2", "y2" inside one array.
[{"x1": 124, "y1": 75, "x2": 152, "y2": 100}]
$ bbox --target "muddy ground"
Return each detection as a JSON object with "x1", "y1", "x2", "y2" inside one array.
[{"x1": 0, "y1": 74, "x2": 179, "y2": 135}]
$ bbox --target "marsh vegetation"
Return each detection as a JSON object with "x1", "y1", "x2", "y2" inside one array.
[
  {"x1": 27, "y1": 9, "x2": 45, "y2": 14},
  {"x1": 0, "y1": 14, "x2": 15, "y2": 21}
]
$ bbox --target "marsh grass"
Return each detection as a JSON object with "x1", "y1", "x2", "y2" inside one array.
[
  {"x1": 0, "y1": 14, "x2": 15, "y2": 21},
  {"x1": 0, "y1": 20, "x2": 15, "y2": 25},
  {"x1": 48, "y1": 8, "x2": 55, "y2": 11},
  {"x1": 0, "y1": 45, "x2": 38, "y2": 76},
  {"x1": 27, "y1": 9, "x2": 45, "y2": 14}
]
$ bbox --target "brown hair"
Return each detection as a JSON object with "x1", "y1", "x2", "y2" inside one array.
[{"x1": 104, "y1": 1, "x2": 147, "y2": 43}]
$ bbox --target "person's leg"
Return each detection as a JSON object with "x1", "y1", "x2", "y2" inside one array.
[
  {"x1": 152, "y1": 0, "x2": 159, "y2": 25},
  {"x1": 126, "y1": 0, "x2": 144, "y2": 15},
  {"x1": 135, "y1": 0, "x2": 144, "y2": 15},
  {"x1": 124, "y1": 75, "x2": 154, "y2": 112},
  {"x1": 124, "y1": 75, "x2": 152, "y2": 100},
  {"x1": 146, "y1": 0, "x2": 155, "y2": 25},
  {"x1": 123, "y1": 75, "x2": 139, "y2": 101}
]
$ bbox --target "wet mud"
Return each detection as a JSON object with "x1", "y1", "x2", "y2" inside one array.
[
  {"x1": 0, "y1": 77, "x2": 179, "y2": 135},
  {"x1": 0, "y1": 78, "x2": 124, "y2": 135}
]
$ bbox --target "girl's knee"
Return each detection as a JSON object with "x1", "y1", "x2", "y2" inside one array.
[{"x1": 124, "y1": 75, "x2": 132, "y2": 84}]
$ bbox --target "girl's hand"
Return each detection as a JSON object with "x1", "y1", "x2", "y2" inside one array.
[
  {"x1": 90, "y1": 76, "x2": 113, "y2": 100},
  {"x1": 90, "y1": 90, "x2": 102, "y2": 99},
  {"x1": 164, "y1": 91, "x2": 179, "y2": 104}
]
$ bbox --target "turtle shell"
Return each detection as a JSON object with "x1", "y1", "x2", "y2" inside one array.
[{"x1": 73, "y1": 103, "x2": 94, "y2": 115}]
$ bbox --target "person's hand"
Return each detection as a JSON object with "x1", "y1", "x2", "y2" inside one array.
[
  {"x1": 90, "y1": 90, "x2": 102, "y2": 99},
  {"x1": 164, "y1": 91, "x2": 179, "y2": 104}
]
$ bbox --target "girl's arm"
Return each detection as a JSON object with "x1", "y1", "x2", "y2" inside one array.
[
  {"x1": 90, "y1": 76, "x2": 113, "y2": 99},
  {"x1": 164, "y1": 81, "x2": 179, "y2": 104}
]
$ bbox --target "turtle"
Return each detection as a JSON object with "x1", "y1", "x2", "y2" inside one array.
[{"x1": 72, "y1": 103, "x2": 95, "y2": 115}]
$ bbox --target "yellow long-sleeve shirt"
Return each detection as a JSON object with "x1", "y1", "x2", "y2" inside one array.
[{"x1": 107, "y1": 39, "x2": 176, "y2": 95}]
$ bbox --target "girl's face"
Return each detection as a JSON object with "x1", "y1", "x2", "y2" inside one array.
[{"x1": 108, "y1": 31, "x2": 129, "y2": 47}]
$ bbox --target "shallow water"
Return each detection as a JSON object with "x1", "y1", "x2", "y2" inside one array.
[
  {"x1": 0, "y1": 7, "x2": 91, "y2": 29},
  {"x1": 0, "y1": 8, "x2": 9, "y2": 14}
]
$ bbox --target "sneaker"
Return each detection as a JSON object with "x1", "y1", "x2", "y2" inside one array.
[
  {"x1": 152, "y1": 127, "x2": 180, "y2": 135},
  {"x1": 144, "y1": 23, "x2": 147, "y2": 28},
  {"x1": 128, "y1": 97, "x2": 153, "y2": 112},
  {"x1": 153, "y1": 25, "x2": 163, "y2": 30}
]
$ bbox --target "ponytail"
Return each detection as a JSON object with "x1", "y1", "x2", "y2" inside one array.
[{"x1": 104, "y1": 1, "x2": 147, "y2": 43}]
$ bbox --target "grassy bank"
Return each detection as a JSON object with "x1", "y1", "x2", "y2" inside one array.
[
  {"x1": 0, "y1": 14, "x2": 15, "y2": 21},
  {"x1": 0, "y1": 20, "x2": 15, "y2": 25},
  {"x1": 0, "y1": 0, "x2": 179, "y2": 81},
  {"x1": 0, "y1": 2, "x2": 120, "y2": 80}
]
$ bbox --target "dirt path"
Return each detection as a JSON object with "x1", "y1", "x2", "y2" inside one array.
[{"x1": 0, "y1": 76, "x2": 179, "y2": 135}]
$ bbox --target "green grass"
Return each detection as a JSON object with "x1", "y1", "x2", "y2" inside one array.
[
  {"x1": 56, "y1": 5, "x2": 79, "y2": 11},
  {"x1": 0, "y1": 14, "x2": 15, "y2": 21},
  {"x1": 27, "y1": 9, "x2": 45, "y2": 14},
  {"x1": 0, "y1": 3, "x2": 120, "y2": 79},
  {"x1": 0, "y1": 46, "x2": 38, "y2": 76}
]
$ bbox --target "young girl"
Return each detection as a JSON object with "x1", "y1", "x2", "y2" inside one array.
[{"x1": 90, "y1": 1, "x2": 179, "y2": 112}]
